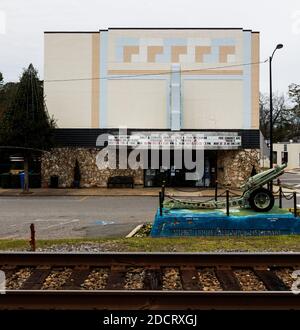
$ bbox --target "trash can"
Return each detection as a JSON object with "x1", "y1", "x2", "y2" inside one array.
[
  {"x1": 19, "y1": 172, "x2": 25, "y2": 189},
  {"x1": 50, "y1": 175, "x2": 59, "y2": 188}
]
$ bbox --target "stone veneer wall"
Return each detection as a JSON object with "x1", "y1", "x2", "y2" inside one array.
[
  {"x1": 41, "y1": 147, "x2": 260, "y2": 188},
  {"x1": 41, "y1": 148, "x2": 143, "y2": 188},
  {"x1": 217, "y1": 149, "x2": 260, "y2": 188}
]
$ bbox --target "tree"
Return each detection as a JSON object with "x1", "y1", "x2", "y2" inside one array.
[
  {"x1": 0, "y1": 77, "x2": 18, "y2": 119},
  {"x1": 259, "y1": 92, "x2": 293, "y2": 142},
  {"x1": 0, "y1": 72, "x2": 5, "y2": 117},
  {"x1": 0, "y1": 64, "x2": 56, "y2": 192},
  {"x1": 288, "y1": 83, "x2": 300, "y2": 136},
  {"x1": 0, "y1": 72, "x2": 19, "y2": 120},
  {"x1": 289, "y1": 83, "x2": 300, "y2": 106}
]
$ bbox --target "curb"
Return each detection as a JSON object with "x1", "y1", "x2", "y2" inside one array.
[
  {"x1": 126, "y1": 224, "x2": 144, "y2": 238},
  {"x1": 0, "y1": 193, "x2": 220, "y2": 198},
  {"x1": 0, "y1": 188, "x2": 241, "y2": 198}
]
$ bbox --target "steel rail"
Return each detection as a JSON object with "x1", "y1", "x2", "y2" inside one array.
[
  {"x1": 1, "y1": 290, "x2": 299, "y2": 310},
  {"x1": 0, "y1": 252, "x2": 300, "y2": 310},
  {"x1": 1, "y1": 252, "x2": 300, "y2": 266}
]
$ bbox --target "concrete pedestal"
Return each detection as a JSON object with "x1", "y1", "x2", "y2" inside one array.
[{"x1": 151, "y1": 207, "x2": 300, "y2": 237}]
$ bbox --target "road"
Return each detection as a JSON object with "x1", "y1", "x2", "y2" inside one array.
[
  {"x1": 279, "y1": 170, "x2": 300, "y2": 189},
  {"x1": 0, "y1": 196, "x2": 158, "y2": 239},
  {"x1": 0, "y1": 191, "x2": 298, "y2": 239}
]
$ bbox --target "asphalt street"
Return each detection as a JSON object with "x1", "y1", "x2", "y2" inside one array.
[
  {"x1": 0, "y1": 196, "x2": 158, "y2": 239},
  {"x1": 279, "y1": 170, "x2": 300, "y2": 189}
]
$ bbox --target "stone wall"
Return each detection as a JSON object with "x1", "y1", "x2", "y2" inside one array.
[
  {"x1": 217, "y1": 149, "x2": 260, "y2": 188},
  {"x1": 41, "y1": 148, "x2": 143, "y2": 188},
  {"x1": 41, "y1": 147, "x2": 260, "y2": 189}
]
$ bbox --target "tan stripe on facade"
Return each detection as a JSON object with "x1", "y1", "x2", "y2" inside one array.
[
  {"x1": 195, "y1": 46, "x2": 211, "y2": 62},
  {"x1": 108, "y1": 69, "x2": 243, "y2": 75},
  {"x1": 251, "y1": 33, "x2": 260, "y2": 129},
  {"x1": 147, "y1": 46, "x2": 164, "y2": 62},
  {"x1": 184, "y1": 69, "x2": 243, "y2": 75},
  {"x1": 123, "y1": 46, "x2": 140, "y2": 62},
  {"x1": 91, "y1": 33, "x2": 100, "y2": 128},
  {"x1": 171, "y1": 46, "x2": 187, "y2": 62},
  {"x1": 219, "y1": 45, "x2": 235, "y2": 63}
]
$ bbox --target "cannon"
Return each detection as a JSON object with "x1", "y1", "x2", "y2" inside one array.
[{"x1": 163, "y1": 164, "x2": 287, "y2": 212}]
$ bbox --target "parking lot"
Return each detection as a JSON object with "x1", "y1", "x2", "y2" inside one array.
[{"x1": 0, "y1": 196, "x2": 157, "y2": 239}]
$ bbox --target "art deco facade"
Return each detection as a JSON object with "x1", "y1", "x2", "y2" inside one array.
[{"x1": 43, "y1": 28, "x2": 260, "y2": 188}]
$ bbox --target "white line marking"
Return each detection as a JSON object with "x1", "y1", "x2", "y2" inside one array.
[
  {"x1": 78, "y1": 196, "x2": 89, "y2": 202},
  {"x1": 40, "y1": 219, "x2": 80, "y2": 230},
  {"x1": 0, "y1": 234, "x2": 19, "y2": 239},
  {"x1": 9, "y1": 218, "x2": 81, "y2": 229}
]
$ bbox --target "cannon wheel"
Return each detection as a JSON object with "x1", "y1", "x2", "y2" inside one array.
[{"x1": 249, "y1": 188, "x2": 275, "y2": 212}]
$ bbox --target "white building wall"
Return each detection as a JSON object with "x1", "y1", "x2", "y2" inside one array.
[
  {"x1": 44, "y1": 29, "x2": 259, "y2": 130},
  {"x1": 44, "y1": 33, "x2": 93, "y2": 128},
  {"x1": 106, "y1": 79, "x2": 167, "y2": 128},
  {"x1": 274, "y1": 143, "x2": 300, "y2": 169},
  {"x1": 182, "y1": 80, "x2": 243, "y2": 129}
]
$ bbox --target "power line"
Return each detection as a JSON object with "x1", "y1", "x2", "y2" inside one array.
[{"x1": 44, "y1": 59, "x2": 268, "y2": 83}]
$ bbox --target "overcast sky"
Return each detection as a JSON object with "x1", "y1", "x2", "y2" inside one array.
[{"x1": 0, "y1": 0, "x2": 299, "y2": 94}]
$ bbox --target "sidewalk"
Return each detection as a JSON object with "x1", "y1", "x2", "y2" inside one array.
[
  {"x1": 0, "y1": 185, "x2": 297, "y2": 198},
  {"x1": 0, "y1": 186, "x2": 241, "y2": 198}
]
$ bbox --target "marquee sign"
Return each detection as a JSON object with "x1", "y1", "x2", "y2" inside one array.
[{"x1": 108, "y1": 132, "x2": 242, "y2": 149}]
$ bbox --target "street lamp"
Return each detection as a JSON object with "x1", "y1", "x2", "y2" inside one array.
[
  {"x1": 269, "y1": 44, "x2": 283, "y2": 167},
  {"x1": 269, "y1": 43, "x2": 283, "y2": 191}
]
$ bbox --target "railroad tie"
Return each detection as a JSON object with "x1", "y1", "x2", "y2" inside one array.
[
  {"x1": 143, "y1": 268, "x2": 163, "y2": 290},
  {"x1": 180, "y1": 267, "x2": 202, "y2": 291},
  {"x1": 21, "y1": 265, "x2": 52, "y2": 290},
  {"x1": 61, "y1": 265, "x2": 91, "y2": 290},
  {"x1": 105, "y1": 266, "x2": 126, "y2": 290},
  {"x1": 215, "y1": 268, "x2": 242, "y2": 291},
  {"x1": 0, "y1": 265, "x2": 17, "y2": 281},
  {"x1": 254, "y1": 268, "x2": 289, "y2": 291}
]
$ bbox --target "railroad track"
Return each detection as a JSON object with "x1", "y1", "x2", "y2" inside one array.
[{"x1": 0, "y1": 252, "x2": 300, "y2": 310}]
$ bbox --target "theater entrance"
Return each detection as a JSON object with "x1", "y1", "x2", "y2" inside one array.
[{"x1": 144, "y1": 150, "x2": 217, "y2": 187}]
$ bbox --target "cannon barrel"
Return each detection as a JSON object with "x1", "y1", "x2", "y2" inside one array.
[{"x1": 241, "y1": 163, "x2": 287, "y2": 192}]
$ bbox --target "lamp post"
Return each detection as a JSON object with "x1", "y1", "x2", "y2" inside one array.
[{"x1": 269, "y1": 43, "x2": 283, "y2": 191}]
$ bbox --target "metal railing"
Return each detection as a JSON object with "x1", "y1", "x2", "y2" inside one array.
[{"x1": 159, "y1": 182, "x2": 298, "y2": 218}]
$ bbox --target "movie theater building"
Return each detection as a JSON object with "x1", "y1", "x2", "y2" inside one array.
[{"x1": 42, "y1": 28, "x2": 260, "y2": 188}]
